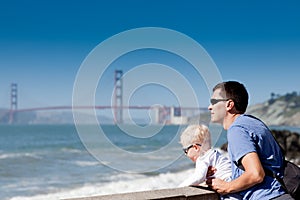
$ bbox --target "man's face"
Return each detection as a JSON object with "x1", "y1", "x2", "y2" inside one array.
[{"x1": 208, "y1": 88, "x2": 227, "y2": 124}]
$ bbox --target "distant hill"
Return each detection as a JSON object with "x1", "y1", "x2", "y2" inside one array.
[
  {"x1": 187, "y1": 91, "x2": 300, "y2": 127},
  {"x1": 247, "y1": 92, "x2": 300, "y2": 126}
]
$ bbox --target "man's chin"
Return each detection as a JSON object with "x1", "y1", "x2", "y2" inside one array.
[
  {"x1": 210, "y1": 117, "x2": 216, "y2": 123},
  {"x1": 210, "y1": 118, "x2": 221, "y2": 124}
]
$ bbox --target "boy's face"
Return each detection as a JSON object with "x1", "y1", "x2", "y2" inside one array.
[{"x1": 184, "y1": 144, "x2": 201, "y2": 162}]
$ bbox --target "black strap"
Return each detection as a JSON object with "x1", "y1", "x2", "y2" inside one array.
[{"x1": 264, "y1": 161, "x2": 289, "y2": 193}]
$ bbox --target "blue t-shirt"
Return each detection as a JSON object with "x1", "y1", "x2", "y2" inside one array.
[{"x1": 227, "y1": 114, "x2": 285, "y2": 200}]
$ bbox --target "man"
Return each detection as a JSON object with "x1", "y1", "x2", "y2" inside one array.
[{"x1": 207, "y1": 81, "x2": 293, "y2": 199}]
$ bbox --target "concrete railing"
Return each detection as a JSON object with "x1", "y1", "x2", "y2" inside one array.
[{"x1": 65, "y1": 186, "x2": 219, "y2": 200}]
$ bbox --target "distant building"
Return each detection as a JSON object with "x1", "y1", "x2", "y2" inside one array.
[
  {"x1": 151, "y1": 106, "x2": 190, "y2": 125},
  {"x1": 170, "y1": 106, "x2": 188, "y2": 125}
]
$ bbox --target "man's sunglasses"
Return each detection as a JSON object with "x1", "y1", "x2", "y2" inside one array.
[{"x1": 210, "y1": 98, "x2": 229, "y2": 105}]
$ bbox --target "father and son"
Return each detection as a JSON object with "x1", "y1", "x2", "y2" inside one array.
[{"x1": 179, "y1": 81, "x2": 294, "y2": 199}]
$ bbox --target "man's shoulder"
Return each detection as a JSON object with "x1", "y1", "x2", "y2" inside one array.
[
  {"x1": 238, "y1": 114, "x2": 265, "y2": 124},
  {"x1": 230, "y1": 114, "x2": 266, "y2": 130}
]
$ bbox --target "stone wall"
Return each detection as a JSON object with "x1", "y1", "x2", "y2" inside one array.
[{"x1": 64, "y1": 186, "x2": 219, "y2": 200}]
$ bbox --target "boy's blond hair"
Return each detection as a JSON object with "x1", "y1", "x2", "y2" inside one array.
[{"x1": 180, "y1": 124, "x2": 211, "y2": 152}]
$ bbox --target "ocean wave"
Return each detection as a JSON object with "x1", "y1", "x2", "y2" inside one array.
[{"x1": 9, "y1": 169, "x2": 194, "y2": 200}]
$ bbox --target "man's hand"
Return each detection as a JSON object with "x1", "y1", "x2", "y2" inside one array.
[
  {"x1": 206, "y1": 166, "x2": 216, "y2": 178},
  {"x1": 206, "y1": 177, "x2": 230, "y2": 195},
  {"x1": 206, "y1": 166, "x2": 230, "y2": 194}
]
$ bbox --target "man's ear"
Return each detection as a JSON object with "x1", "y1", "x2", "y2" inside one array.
[{"x1": 226, "y1": 99, "x2": 235, "y2": 111}]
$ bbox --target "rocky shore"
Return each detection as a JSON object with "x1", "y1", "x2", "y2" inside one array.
[
  {"x1": 271, "y1": 129, "x2": 300, "y2": 165},
  {"x1": 221, "y1": 129, "x2": 300, "y2": 165}
]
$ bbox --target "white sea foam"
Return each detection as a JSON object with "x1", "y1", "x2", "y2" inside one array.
[
  {"x1": 0, "y1": 152, "x2": 41, "y2": 160},
  {"x1": 61, "y1": 148, "x2": 82, "y2": 154},
  {"x1": 73, "y1": 160, "x2": 100, "y2": 167},
  {"x1": 9, "y1": 169, "x2": 194, "y2": 200}
]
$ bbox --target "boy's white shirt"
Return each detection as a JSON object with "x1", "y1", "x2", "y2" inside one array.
[{"x1": 179, "y1": 149, "x2": 232, "y2": 187}]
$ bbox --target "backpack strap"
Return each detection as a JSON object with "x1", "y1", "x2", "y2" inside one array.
[{"x1": 264, "y1": 163, "x2": 288, "y2": 192}]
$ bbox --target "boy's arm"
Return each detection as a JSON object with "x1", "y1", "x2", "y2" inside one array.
[{"x1": 179, "y1": 160, "x2": 209, "y2": 187}]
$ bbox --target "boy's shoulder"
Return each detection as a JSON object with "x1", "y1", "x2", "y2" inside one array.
[{"x1": 201, "y1": 149, "x2": 228, "y2": 161}]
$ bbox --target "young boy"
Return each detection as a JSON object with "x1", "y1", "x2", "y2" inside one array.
[{"x1": 179, "y1": 124, "x2": 241, "y2": 200}]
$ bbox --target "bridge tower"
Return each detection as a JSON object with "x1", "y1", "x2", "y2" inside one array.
[
  {"x1": 114, "y1": 70, "x2": 123, "y2": 124},
  {"x1": 9, "y1": 83, "x2": 18, "y2": 124}
]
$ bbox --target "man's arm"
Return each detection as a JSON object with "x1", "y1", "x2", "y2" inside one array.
[{"x1": 207, "y1": 152, "x2": 265, "y2": 195}]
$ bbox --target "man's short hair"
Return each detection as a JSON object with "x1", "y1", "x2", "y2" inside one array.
[{"x1": 213, "y1": 81, "x2": 248, "y2": 113}]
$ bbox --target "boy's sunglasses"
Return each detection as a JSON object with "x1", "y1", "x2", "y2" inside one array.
[{"x1": 183, "y1": 144, "x2": 202, "y2": 154}]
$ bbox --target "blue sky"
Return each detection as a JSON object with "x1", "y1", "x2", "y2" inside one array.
[{"x1": 0, "y1": 0, "x2": 300, "y2": 111}]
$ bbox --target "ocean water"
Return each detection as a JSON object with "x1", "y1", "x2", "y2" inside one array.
[{"x1": 1, "y1": 124, "x2": 296, "y2": 200}]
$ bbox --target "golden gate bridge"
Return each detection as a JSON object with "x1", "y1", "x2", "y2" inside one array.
[{"x1": 2, "y1": 70, "x2": 207, "y2": 124}]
